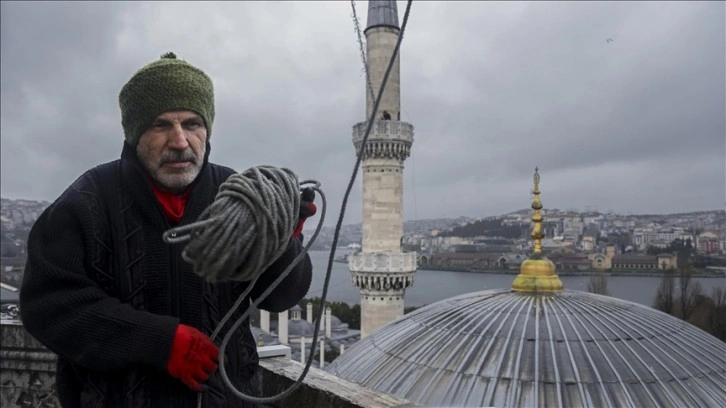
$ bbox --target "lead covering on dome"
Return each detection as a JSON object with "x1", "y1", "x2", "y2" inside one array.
[{"x1": 326, "y1": 289, "x2": 726, "y2": 407}]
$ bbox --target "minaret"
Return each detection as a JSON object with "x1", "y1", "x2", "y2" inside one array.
[
  {"x1": 512, "y1": 168, "x2": 564, "y2": 293},
  {"x1": 349, "y1": 0, "x2": 417, "y2": 338}
]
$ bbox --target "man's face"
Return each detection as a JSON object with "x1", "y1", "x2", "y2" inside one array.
[{"x1": 136, "y1": 110, "x2": 207, "y2": 193}]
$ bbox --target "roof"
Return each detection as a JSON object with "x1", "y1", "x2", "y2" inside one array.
[
  {"x1": 433, "y1": 252, "x2": 499, "y2": 261},
  {"x1": 612, "y1": 254, "x2": 658, "y2": 264},
  {"x1": 287, "y1": 319, "x2": 317, "y2": 337},
  {"x1": 327, "y1": 289, "x2": 726, "y2": 407},
  {"x1": 366, "y1": 0, "x2": 399, "y2": 32},
  {"x1": 0, "y1": 283, "x2": 19, "y2": 304}
]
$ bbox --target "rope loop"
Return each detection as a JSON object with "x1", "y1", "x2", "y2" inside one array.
[{"x1": 163, "y1": 165, "x2": 300, "y2": 283}]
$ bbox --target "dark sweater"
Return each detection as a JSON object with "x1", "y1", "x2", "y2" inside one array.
[{"x1": 20, "y1": 142, "x2": 312, "y2": 407}]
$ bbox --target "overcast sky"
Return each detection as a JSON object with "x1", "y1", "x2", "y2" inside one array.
[{"x1": 1, "y1": 1, "x2": 724, "y2": 226}]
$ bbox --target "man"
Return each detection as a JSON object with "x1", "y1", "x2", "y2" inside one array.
[{"x1": 19, "y1": 52, "x2": 315, "y2": 407}]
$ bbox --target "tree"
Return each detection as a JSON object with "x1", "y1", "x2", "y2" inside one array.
[
  {"x1": 678, "y1": 267, "x2": 702, "y2": 321},
  {"x1": 708, "y1": 287, "x2": 726, "y2": 341},
  {"x1": 298, "y1": 297, "x2": 361, "y2": 330},
  {"x1": 404, "y1": 305, "x2": 422, "y2": 314},
  {"x1": 586, "y1": 273, "x2": 609, "y2": 296},
  {"x1": 653, "y1": 268, "x2": 676, "y2": 314}
]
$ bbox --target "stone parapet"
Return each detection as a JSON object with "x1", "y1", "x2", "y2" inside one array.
[
  {"x1": 352, "y1": 121, "x2": 414, "y2": 161},
  {"x1": 259, "y1": 357, "x2": 415, "y2": 407},
  {"x1": 0, "y1": 320, "x2": 60, "y2": 407},
  {"x1": 0, "y1": 320, "x2": 415, "y2": 408}
]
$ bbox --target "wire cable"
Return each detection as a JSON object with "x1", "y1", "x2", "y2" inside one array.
[
  {"x1": 351, "y1": 0, "x2": 376, "y2": 104},
  {"x1": 167, "y1": 0, "x2": 414, "y2": 404}
]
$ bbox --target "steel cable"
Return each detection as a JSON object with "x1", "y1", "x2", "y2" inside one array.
[{"x1": 164, "y1": 0, "x2": 414, "y2": 404}]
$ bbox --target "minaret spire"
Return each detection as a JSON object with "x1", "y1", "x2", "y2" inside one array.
[
  {"x1": 366, "y1": 0, "x2": 400, "y2": 32},
  {"x1": 512, "y1": 168, "x2": 563, "y2": 293}
]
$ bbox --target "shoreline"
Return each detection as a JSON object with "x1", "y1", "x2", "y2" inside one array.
[
  {"x1": 333, "y1": 260, "x2": 725, "y2": 278},
  {"x1": 416, "y1": 265, "x2": 725, "y2": 278}
]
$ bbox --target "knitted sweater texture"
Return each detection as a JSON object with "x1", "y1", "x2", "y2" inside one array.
[{"x1": 20, "y1": 143, "x2": 312, "y2": 407}]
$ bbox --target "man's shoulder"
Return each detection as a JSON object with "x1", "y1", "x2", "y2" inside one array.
[
  {"x1": 68, "y1": 160, "x2": 122, "y2": 193},
  {"x1": 38, "y1": 160, "x2": 122, "y2": 223},
  {"x1": 207, "y1": 162, "x2": 236, "y2": 182}
]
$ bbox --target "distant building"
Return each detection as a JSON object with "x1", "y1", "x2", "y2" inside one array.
[
  {"x1": 611, "y1": 253, "x2": 677, "y2": 270},
  {"x1": 588, "y1": 244, "x2": 616, "y2": 270},
  {"x1": 697, "y1": 232, "x2": 721, "y2": 254},
  {"x1": 258, "y1": 303, "x2": 360, "y2": 366}
]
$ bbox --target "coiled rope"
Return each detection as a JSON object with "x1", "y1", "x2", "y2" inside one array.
[
  {"x1": 164, "y1": 0, "x2": 414, "y2": 404},
  {"x1": 163, "y1": 166, "x2": 301, "y2": 283}
]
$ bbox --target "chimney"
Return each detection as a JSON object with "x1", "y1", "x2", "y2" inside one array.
[
  {"x1": 325, "y1": 307, "x2": 332, "y2": 339},
  {"x1": 278, "y1": 310, "x2": 288, "y2": 345},
  {"x1": 340, "y1": 344, "x2": 345, "y2": 355},
  {"x1": 319, "y1": 338, "x2": 325, "y2": 369},
  {"x1": 300, "y1": 336, "x2": 306, "y2": 364},
  {"x1": 306, "y1": 302, "x2": 313, "y2": 323},
  {"x1": 260, "y1": 310, "x2": 270, "y2": 333}
]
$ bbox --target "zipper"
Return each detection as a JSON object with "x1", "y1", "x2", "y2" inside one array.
[
  {"x1": 163, "y1": 215, "x2": 182, "y2": 318},
  {"x1": 166, "y1": 219, "x2": 183, "y2": 318}
]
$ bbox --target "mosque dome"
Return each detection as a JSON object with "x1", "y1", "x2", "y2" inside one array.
[
  {"x1": 326, "y1": 289, "x2": 726, "y2": 407},
  {"x1": 326, "y1": 169, "x2": 726, "y2": 407},
  {"x1": 330, "y1": 315, "x2": 348, "y2": 330},
  {"x1": 287, "y1": 319, "x2": 316, "y2": 338}
]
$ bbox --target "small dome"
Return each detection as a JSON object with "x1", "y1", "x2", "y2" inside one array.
[
  {"x1": 287, "y1": 319, "x2": 316, "y2": 337},
  {"x1": 326, "y1": 289, "x2": 726, "y2": 407},
  {"x1": 330, "y1": 315, "x2": 350, "y2": 331}
]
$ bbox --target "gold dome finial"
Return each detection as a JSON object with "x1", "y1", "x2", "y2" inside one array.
[
  {"x1": 512, "y1": 168, "x2": 563, "y2": 293},
  {"x1": 531, "y1": 167, "x2": 543, "y2": 255}
]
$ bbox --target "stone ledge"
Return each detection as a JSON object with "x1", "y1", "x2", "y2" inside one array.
[
  {"x1": 258, "y1": 344, "x2": 291, "y2": 359},
  {"x1": 258, "y1": 357, "x2": 416, "y2": 408}
]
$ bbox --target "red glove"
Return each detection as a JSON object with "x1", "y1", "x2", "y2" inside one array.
[
  {"x1": 293, "y1": 187, "x2": 317, "y2": 240},
  {"x1": 166, "y1": 324, "x2": 219, "y2": 392}
]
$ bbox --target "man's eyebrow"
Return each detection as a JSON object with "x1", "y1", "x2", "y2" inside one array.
[
  {"x1": 151, "y1": 118, "x2": 173, "y2": 125},
  {"x1": 152, "y1": 116, "x2": 203, "y2": 125}
]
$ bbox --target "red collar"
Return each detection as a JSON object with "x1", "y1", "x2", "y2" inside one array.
[{"x1": 149, "y1": 180, "x2": 194, "y2": 223}]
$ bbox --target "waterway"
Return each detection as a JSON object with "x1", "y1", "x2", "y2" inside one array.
[{"x1": 306, "y1": 250, "x2": 726, "y2": 308}]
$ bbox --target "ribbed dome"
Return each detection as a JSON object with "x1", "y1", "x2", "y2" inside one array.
[
  {"x1": 326, "y1": 289, "x2": 726, "y2": 407},
  {"x1": 287, "y1": 319, "x2": 316, "y2": 337}
]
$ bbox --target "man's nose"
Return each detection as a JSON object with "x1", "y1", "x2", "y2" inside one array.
[{"x1": 167, "y1": 123, "x2": 189, "y2": 150}]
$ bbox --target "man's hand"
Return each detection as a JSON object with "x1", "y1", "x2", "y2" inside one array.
[
  {"x1": 293, "y1": 187, "x2": 317, "y2": 240},
  {"x1": 166, "y1": 324, "x2": 219, "y2": 392}
]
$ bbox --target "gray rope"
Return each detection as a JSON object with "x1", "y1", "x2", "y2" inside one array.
[
  {"x1": 166, "y1": 0, "x2": 414, "y2": 404},
  {"x1": 163, "y1": 166, "x2": 300, "y2": 283},
  {"x1": 192, "y1": 185, "x2": 326, "y2": 408}
]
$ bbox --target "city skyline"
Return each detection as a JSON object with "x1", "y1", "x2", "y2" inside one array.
[{"x1": 1, "y1": 1, "x2": 724, "y2": 226}]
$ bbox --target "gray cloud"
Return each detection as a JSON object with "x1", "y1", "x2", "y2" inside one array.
[{"x1": 1, "y1": 1, "x2": 723, "y2": 225}]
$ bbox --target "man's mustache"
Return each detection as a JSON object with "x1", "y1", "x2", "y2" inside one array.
[{"x1": 159, "y1": 150, "x2": 197, "y2": 166}]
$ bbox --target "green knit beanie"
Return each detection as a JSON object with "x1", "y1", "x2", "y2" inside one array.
[{"x1": 119, "y1": 52, "x2": 215, "y2": 146}]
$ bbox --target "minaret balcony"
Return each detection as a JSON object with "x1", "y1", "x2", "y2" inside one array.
[
  {"x1": 348, "y1": 251, "x2": 418, "y2": 274},
  {"x1": 352, "y1": 120, "x2": 414, "y2": 160}
]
